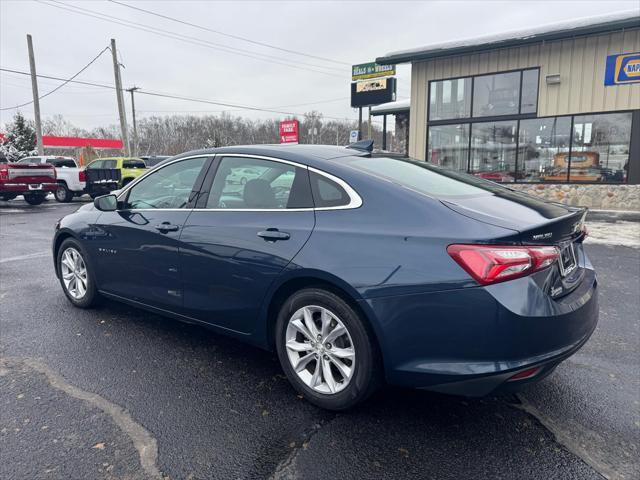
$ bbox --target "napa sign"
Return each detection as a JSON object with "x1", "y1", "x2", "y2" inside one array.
[{"x1": 604, "y1": 52, "x2": 640, "y2": 86}]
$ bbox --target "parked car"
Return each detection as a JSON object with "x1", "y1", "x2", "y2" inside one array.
[
  {"x1": 227, "y1": 166, "x2": 263, "y2": 185},
  {"x1": 138, "y1": 155, "x2": 170, "y2": 168},
  {"x1": 1, "y1": 160, "x2": 57, "y2": 204},
  {"x1": 18, "y1": 156, "x2": 86, "y2": 202},
  {"x1": 85, "y1": 157, "x2": 147, "y2": 188},
  {"x1": 52, "y1": 143, "x2": 598, "y2": 410}
]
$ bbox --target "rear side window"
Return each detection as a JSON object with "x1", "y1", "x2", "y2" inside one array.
[
  {"x1": 123, "y1": 159, "x2": 146, "y2": 169},
  {"x1": 206, "y1": 156, "x2": 312, "y2": 209},
  {"x1": 309, "y1": 172, "x2": 350, "y2": 208}
]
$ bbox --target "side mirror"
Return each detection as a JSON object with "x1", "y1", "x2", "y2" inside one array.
[{"x1": 94, "y1": 194, "x2": 118, "y2": 212}]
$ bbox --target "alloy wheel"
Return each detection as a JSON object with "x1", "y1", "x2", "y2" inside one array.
[
  {"x1": 285, "y1": 305, "x2": 356, "y2": 395},
  {"x1": 60, "y1": 247, "x2": 88, "y2": 300}
]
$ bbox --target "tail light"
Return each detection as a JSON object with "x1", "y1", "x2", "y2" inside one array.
[
  {"x1": 447, "y1": 244, "x2": 560, "y2": 285},
  {"x1": 51, "y1": 166, "x2": 57, "y2": 179},
  {"x1": 0, "y1": 167, "x2": 8, "y2": 181},
  {"x1": 79, "y1": 170, "x2": 86, "y2": 182}
]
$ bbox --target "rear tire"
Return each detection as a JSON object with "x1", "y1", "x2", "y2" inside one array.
[
  {"x1": 275, "y1": 288, "x2": 381, "y2": 410},
  {"x1": 23, "y1": 193, "x2": 46, "y2": 205},
  {"x1": 55, "y1": 183, "x2": 73, "y2": 203},
  {"x1": 57, "y1": 238, "x2": 98, "y2": 308}
]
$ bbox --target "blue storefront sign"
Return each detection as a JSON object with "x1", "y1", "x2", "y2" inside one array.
[{"x1": 604, "y1": 52, "x2": 640, "y2": 86}]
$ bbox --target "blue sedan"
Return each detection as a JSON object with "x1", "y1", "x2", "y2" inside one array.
[{"x1": 52, "y1": 143, "x2": 598, "y2": 410}]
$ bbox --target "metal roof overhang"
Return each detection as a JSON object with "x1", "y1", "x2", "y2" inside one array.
[{"x1": 376, "y1": 15, "x2": 640, "y2": 65}]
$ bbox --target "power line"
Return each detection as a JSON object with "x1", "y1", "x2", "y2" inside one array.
[
  {"x1": 0, "y1": 46, "x2": 110, "y2": 111},
  {"x1": 0, "y1": 67, "x2": 356, "y2": 121},
  {"x1": 108, "y1": 0, "x2": 350, "y2": 66},
  {"x1": 0, "y1": 68, "x2": 116, "y2": 90},
  {"x1": 38, "y1": 1, "x2": 346, "y2": 78}
]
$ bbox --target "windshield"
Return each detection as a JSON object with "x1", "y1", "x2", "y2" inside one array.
[{"x1": 349, "y1": 156, "x2": 511, "y2": 198}]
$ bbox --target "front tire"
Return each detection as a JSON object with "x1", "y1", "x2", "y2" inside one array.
[
  {"x1": 55, "y1": 183, "x2": 73, "y2": 203},
  {"x1": 275, "y1": 288, "x2": 381, "y2": 410},
  {"x1": 23, "y1": 193, "x2": 46, "y2": 205},
  {"x1": 57, "y1": 238, "x2": 98, "y2": 308}
]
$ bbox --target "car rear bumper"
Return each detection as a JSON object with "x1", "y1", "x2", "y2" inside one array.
[
  {"x1": 1, "y1": 182, "x2": 57, "y2": 194},
  {"x1": 361, "y1": 267, "x2": 598, "y2": 396}
]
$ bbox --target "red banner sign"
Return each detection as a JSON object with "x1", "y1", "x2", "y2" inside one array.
[
  {"x1": 279, "y1": 120, "x2": 299, "y2": 144},
  {"x1": 43, "y1": 136, "x2": 124, "y2": 149}
]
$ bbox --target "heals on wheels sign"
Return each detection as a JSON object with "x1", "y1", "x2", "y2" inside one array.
[{"x1": 279, "y1": 120, "x2": 299, "y2": 144}]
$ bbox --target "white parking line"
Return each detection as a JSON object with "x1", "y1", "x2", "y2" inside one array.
[{"x1": 0, "y1": 251, "x2": 50, "y2": 264}]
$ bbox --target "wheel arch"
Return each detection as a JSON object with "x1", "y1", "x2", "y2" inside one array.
[
  {"x1": 52, "y1": 230, "x2": 78, "y2": 277},
  {"x1": 261, "y1": 270, "x2": 385, "y2": 370}
]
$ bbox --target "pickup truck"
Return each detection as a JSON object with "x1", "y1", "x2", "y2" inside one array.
[
  {"x1": 85, "y1": 157, "x2": 147, "y2": 188},
  {"x1": 18, "y1": 156, "x2": 85, "y2": 202},
  {"x1": 0, "y1": 159, "x2": 57, "y2": 205}
]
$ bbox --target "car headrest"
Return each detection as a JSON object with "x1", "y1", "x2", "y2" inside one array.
[{"x1": 243, "y1": 179, "x2": 277, "y2": 208}]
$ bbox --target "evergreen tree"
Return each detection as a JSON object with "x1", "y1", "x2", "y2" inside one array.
[{"x1": 1, "y1": 112, "x2": 37, "y2": 160}]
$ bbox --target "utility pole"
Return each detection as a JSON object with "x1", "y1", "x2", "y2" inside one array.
[
  {"x1": 126, "y1": 86, "x2": 140, "y2": 157},
  {"x1": 111, "y1": 38, "x2": 130, "y2": 156},
  {"x1": 27, "y1": 34, "x2": 44, "y2": 155}
]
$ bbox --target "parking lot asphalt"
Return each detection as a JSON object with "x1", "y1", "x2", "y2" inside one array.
[{"x1": 1, "y1": 198, "x2": 638, "y2": 480}]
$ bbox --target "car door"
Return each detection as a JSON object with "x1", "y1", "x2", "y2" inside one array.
[
  {"x1": 90, "y1": 156, "x2": 212, "y2": 309},
  {"x1": 179, "y1": 155, "x2": 315, "y2": 334}
]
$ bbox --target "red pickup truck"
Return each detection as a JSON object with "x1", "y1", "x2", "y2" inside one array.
[{"x1": 0, "y1": 159, "x2": 57, "y2": 205}]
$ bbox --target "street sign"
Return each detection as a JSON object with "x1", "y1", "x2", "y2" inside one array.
[
  {"x1": 349, "y1": 130, "x2": 359, "y2": 143},
  {"x1": 351, "y1": 77, "x2": 396, "y2": 108},
  {"x1": 279, "y1": 120, "x2": 299, "y2": 144},
  {"x1": 352, "y1": 62, "x2": 396, "y2": 81}
]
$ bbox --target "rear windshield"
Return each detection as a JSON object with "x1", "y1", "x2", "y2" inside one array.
[
  {"x1": 350, "y1": 156, "x2": 508, "y2": 198},
  {"x1": 48, "y1": 159, "x2": 76, "y2": 168},
  {"x1": 123, "y1": 160, "x2": 146, "y2": 169}
]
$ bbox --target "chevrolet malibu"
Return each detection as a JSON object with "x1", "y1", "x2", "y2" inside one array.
[{"x1": 52, "y1": 143, "x2": 598, "y2": 410}]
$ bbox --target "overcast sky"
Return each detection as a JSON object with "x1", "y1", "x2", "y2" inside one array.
[{"x1": 1, "y1": 0, "x2": 638, "y2": 130}]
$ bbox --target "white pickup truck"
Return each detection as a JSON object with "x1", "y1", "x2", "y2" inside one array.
[{"x1": 18, "y1": 156, "x2": 86, "y2": 202}]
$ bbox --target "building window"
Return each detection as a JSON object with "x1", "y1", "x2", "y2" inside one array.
[
  {"x1": 520, "y1": 69, "x2": 539, "y2": 114},
  {"x1": 518, "y1": 117, "x2": 571, "y2": 182},
  {"x1": 427, "y1": 124, "x2": 469, "y2": 171},
  {"x1": 472, "y1": 72, "x2": 521, "y2": 117},
  {"x1": 469, "y1": 120, "x2": 518, "y2": 182},
  {"x1": 429, "y1": 77, "x2": 472, "y2": 121},
  {"x1": 570, "y1": 113, "x2": 632, "y2": 183}
]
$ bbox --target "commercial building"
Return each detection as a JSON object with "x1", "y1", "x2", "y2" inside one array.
[{"x1": 377, "y1": 11, "x2": 640, "y2": 209}]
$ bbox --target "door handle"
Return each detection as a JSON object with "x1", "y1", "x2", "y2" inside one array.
[
  {"x1": 155, "y1": 222, "x2": 180, "y2": 233},
  {"x1": 257, "y1": 228, "x2": 290, "y2": 241}
]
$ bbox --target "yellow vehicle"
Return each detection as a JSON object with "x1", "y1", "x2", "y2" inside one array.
[{"x1": 85, "y1": 157, "x2": 147, "y2": 188}]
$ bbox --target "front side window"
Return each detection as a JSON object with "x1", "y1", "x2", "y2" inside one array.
[
  {"x1": 86, "y1": 160, "x2": 103, "y2": 169},
  {"x1": 570, "y1": 113, "x2": 631, "y2": 183},
  {"x1": 469, "y1": 120, "x2": 518, "y2": 181},
  {"x1": 125, "y1": 157, "x2": 207, "y2": 209},
  {"x1": 427, "y1": 124, "x2": 469, "y2": 171},
  {"x1": 429, "y1": 77, "x2": 471, "y2": 121},
  {"x1": 473, "y1": 71, "x2": 521, "y2": 117},
  {"x1": 207, "y1": 157, "x2": 311, "y2": 209},
  {"x1": 518, "y1": 117, "x2": 571, "y2": 182}
]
